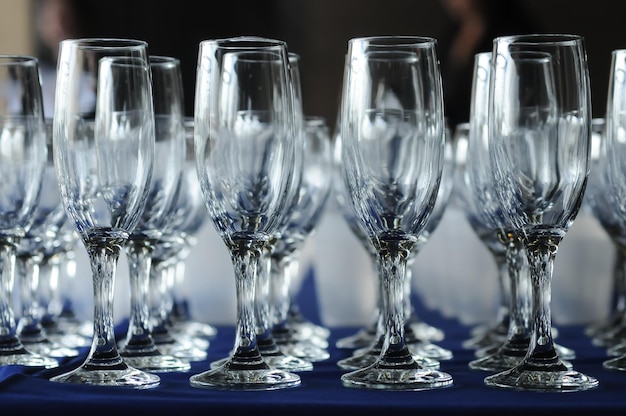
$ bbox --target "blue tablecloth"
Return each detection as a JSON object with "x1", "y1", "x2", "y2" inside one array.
[{"x1": 1, "y1": 271, "x2": 625, "y2": 415}]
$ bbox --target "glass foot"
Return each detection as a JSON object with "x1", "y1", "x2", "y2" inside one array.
[
  {"x1": 476, "y1": 340, "x2": 575, "y2": 361},
  {"x1": 336, "y1": 326, "x2": 377, "y2": 349},
  {"x1": 341, "y1": 360, "x2": 452, "y2": 390},
  {"x1": 171, "y1": 320, "x2": 218, "y2": 339},
  {"x1": 603, "y1": 354, "x2": 626, "y2": 371},
  {"x1": 50, "y1": 362, "x2": 160, "y2": 388},
  {"x1": 277, "y1": 340, "x2": 330, "y2": 362},
  {"x1": 21, "y1": 338, "x2": 80, "y2": 359},
  {"x1": 120, "y1": 351, "x2": 191, "y2": 373},
  {"x1": 484, "y1": 361, "x2": 598, "y2": 392},
  {"x1": 337, "y1": 346, "x2": 440, "y2": 371},
  {"x1": 0, "y1": 343, "x2": 59, "y2": 368},
  {"x1": 190, "y1": 357, "x2": 301, "y2": 391},
  {"x1": 410, "y1": 321, "x2": 445, "y2": 342}
]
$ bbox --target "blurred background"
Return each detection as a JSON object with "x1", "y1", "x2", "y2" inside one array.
[{"x1": 0, "y1": 0, "x2": 620, "y2": 328}]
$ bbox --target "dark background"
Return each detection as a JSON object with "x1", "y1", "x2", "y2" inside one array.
[{"x1": 34, "y1": 0, "x2": 626, "y2": 130}]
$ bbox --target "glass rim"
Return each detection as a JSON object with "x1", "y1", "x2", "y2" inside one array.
[
  {"x1": 60, "y1": 38, "x2": 148, "y2": 51},
  {"x1": 149, "y1": 55, "x2": 180, "y2": 67},
  {"x1": 0, "y1": 55, "x2": 38, "y2": 66},
  {"x1": 348, "y1": 35, "x2": 437, "y2": 48},
  {"x1": 494, "y1": 33, "x2": 583, "y2": 46},
  {"x1": 200, "y1": 36, "x2": 287, "y2": 51}
]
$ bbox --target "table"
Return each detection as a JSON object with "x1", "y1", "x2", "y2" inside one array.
[{"x1": 1, "y1": 273, "x2": 625, "y2": 415}]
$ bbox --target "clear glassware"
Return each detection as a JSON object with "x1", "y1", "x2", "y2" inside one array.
[
  {"x1": 338, "y1": 35, "x2": 453, "y2": 390},
  {"x1": 0, "y1": 55, "x2": 56, "y2": 368},
  {"x1": 599, "y1": 49, "x2": 626, "y2": 371},
  {"x1": 189, "y1": 36, "x2": 301, "y2": 390},
  {"x1": 457, "y1": 52, "x2": 533, "y2": 372},
  {"x1": 582, "y1": 118, "x2": 626, "y2": 348},
  {"x1": 116, "y1": 55, "x2": 190, "y2": 373},
  {"x1": 268, "y1": 115, "x2": 333, "y2": 366},
  {"x1": 49, "y1": 39, "x2": 159, "y2": 388},
  {"x1": 149, "y1": 117, "x2": 215, "y2": 352},
  {"x1": 15, "y1": 119, "x2": 79, "y2": 360},
  {"x1": 483, "y1": 34, "x2": 598, "y2": 392},
  {"x1": 336, "y1": 122, "x2": 455, "y2": 371},
  {"x1": 247, "y1": 52, "x2": 323, "y2": 368}
]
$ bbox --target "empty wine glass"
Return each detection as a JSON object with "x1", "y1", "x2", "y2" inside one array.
[
  {"x1": 483, "y1": 34, "x2": 598, "y2": 392},
  {"x1": 116, "y1": 55, "x2": 190, "y2": 373},
  {"x1": 190, "y1": 36, "x2": 300, "y2": 390},
  {"x1": 151, "y1": 117, "x2": 215, "y2": 346},
  {"x1": 50, "y1": 39, "x2": 159, "y2": 388},
  {"x1": 268, "y1": 116, "x2": 333, "y2": 363},
  {"x1": 338, "y1": 35, "x2": 453, "y2": 390},
  {"x1": 0, "y1": 55, "x2": 55, "y2": 368},
  {"x1": 599, "y1": 49, "x2": 626, "y2": 371},
  {"x1": 16, "y1": 119, "x2": 79, "y2": 360}
]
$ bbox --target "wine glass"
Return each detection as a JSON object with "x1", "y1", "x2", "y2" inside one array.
[
  {"x1": 456, "y1": 52, "x2": 535, "y2": 372},
  {"x1": 268, "y1": 115, "x2": 333, "y2": 363},
  {"x1": 582, "y1": 118, "x2": 626, "y2": 343},
  {"x1": 483, "y1": 34, "x2": 598, "y2": 391},
  {"x1": 599, "y1": 49, "x2": 626, "y2": 370},
  {"x1": 151, "y1": 117, "x2": 215, "y2": 346},
  {"x1": 190, "y1": 36, "x2": 301, "y2": 390},
  {"x1": 116, "y1": 55, "x2": 190, "y2": 373},
  {"x1": 339, "y1": 35, "x2": 453, "y2": 390},
  {"x1": 50, "y1": 39, "x2": 159, "y2": 388},
  {"x1": 15, "y1": 119, "x2": 79, "y2": 360},
  {"x1": 0, "y1": 55, "x2": 55, "y2": 368}
]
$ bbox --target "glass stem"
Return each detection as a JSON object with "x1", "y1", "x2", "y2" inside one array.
[
  {"x1": 493, "y1": 249, "x2": 511, "y2": 330},
  {"x1": 499, "y1": 235, "x2": 531, "y2": 353},
  {"x1": 84, "y1": 238, "x2": 126, "y2": 369},
  {"x1": 254, "y1": 247, "x2": 272, "y2": 339},
  {"x1": 0, "y1": 238, "x2": 23, "y2": 351},
  {"x1": 227, "y1": 237, "x2": 268, "y2": 370},
  {"x1": 269, "y1": 251, "x2": 296, "y2": 340},
  {"x1": 122, "y1": 238, "x2": 155, "y2": 351},
  {"x1": 611, "y1": 246, "x2": 626, "y2": 322},
  {"x1": 376, "y1": 238, "x2": 415, "y2": 366},
  {"x1": 523, "y1": 235, "x2": 567, "y2": 370},
  {"x1": 17, "y1": 251, "x2": 46, "y2": 342}
]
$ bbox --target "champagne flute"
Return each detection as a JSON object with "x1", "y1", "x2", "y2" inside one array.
[
  {"x1": 600, "y1": 49, "x2": 626, "y2": 370},
  {"x1": 483, "y1": 34, "x2": 598, "y2": 392},
  {"x1": 190, "y1": 36, "x2": 300, "y2": 390},
  {"x1": 16, "y1": 119, "x2": 79, "y2": 359},
  {"x1": 0, "y1": 55, "x2": 55, "y2": 368},
  {"x1": 50, "y1": 39, "x2": 159, "y2": 388},
  {"x1": 339, "y1": 35, "x2": 453, "y2": 390},
  {"x1": 116, "y1": 55, "x2": 190, "y2": 373}
]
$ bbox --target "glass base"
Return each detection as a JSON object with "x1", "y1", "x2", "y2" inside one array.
[
  {"x1": 484, "y1": 361, "x2": 598, "y2": 392},
  {"x1": 341, "y1": 363, "x2": 453, "y2": 391},
  {"x1": 336, "y1": 326, "x2": 377, "y2": 349},
  {"x1": 190, "y1": 359, "x2": 301, "y2": 391},
  {"x1": 408, "y1": 341, "x2": 453, "y2": 361},
  {"x1": 21, "y1": 338, "x2": 80, "y2": 359},
  {"x1": 337, "y1": 346, "x2": 440, "y2": 371},
  {"x1": 170, "y1": 320, "x2": 218, "y2": 339},
  {"x1": 607, "y1": 342, "x2": 626, "y2": 357},
  {"x1": 287, "y1": 306, "x2": 330, "y2": 340},
  {"x1": 277, "y1": 340, "x2": 330, "y2": 362},
  {"x1": 469, "y1": 335, "x2": 530, "y2": 372},
  {"x1": 50, "y1": 362, "x2": 160, "y2": 388},
  {"x1": 410, "y1": 321, "x2": 445, "y2": 342},
  {"x1": 603, "y1": 354, "x2": 626, "y2": 371},
  {"x1": 155, "y1": 338, "x2": 207, "y2": 362},
  {"x1": 476, "y1": 340, "x2": 576, "y2": 361},
  {"x1": 0, "y1": 336, "x2": 59, "y2": 368},
  {"x1": 120, "y1": 350, "x2": 191, "y2": 373}
]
